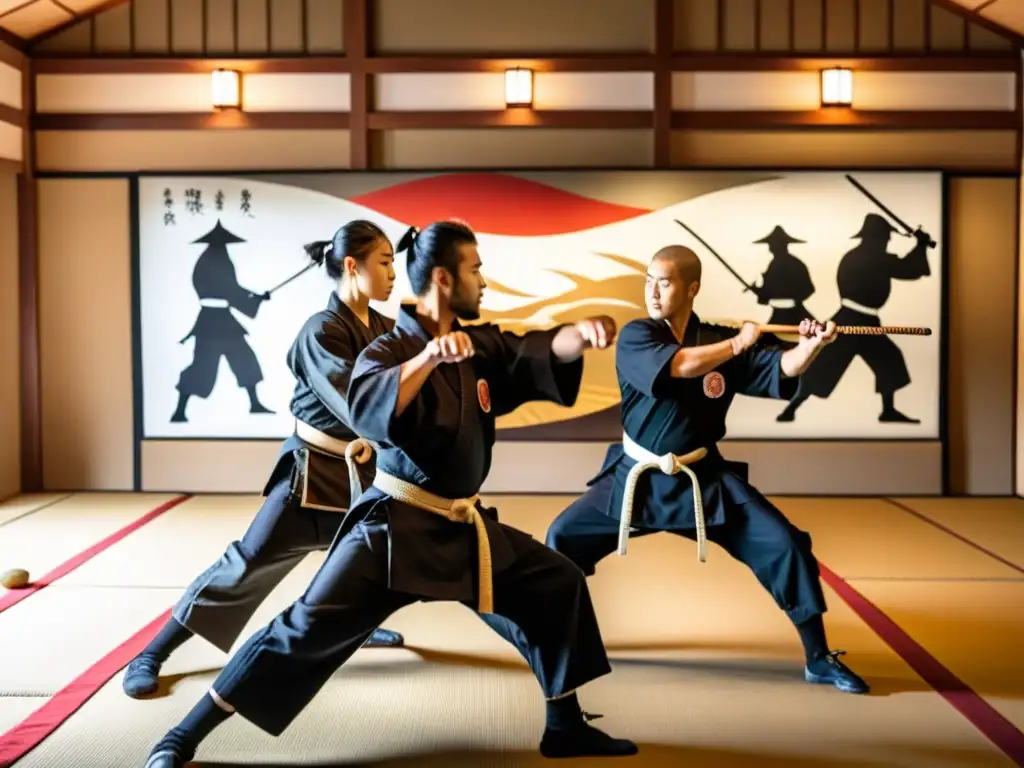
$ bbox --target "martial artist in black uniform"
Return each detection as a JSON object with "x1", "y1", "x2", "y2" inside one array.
[
  {"x1": 142, "y1": 220, "x2": 637, "y2": 767},
  {"x1": 124, "y1": 220, "x2": 405, "y2": 700},
  {"x1": 777, "y1": 213, "x2": 931, "y2": 423},
  {"x1": 543, "y1": 245, "x2": 869, "y2": 696}
]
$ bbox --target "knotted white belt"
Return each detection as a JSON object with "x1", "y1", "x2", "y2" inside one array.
[
  {"x1": 372, "y1": 470, "x2": 494, "y2": 615},
  {"x1": 619, "y1": 432, "x2": 708, "y2": 563},
  {"x1": 768, "y1": 298, "x2": 796, "y2": 309},
  {"x1": 295, "y1": 420, "x2": 375, "y2": 509},
  {"x1": 199, "y1": 298, "x2": 230, "y2": 309}
]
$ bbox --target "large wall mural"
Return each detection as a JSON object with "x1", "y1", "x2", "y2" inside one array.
[{"x1": 135, "y1": 170, "x2": 943, "y2": 441}]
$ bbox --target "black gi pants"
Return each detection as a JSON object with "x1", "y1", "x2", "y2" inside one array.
[
  {"x1": 209, "y1": 503, "x2": 612, "y2": 736},
  {"x1": 173, "y1": 476, "x2": 349, "y2": 653},
  {"x1": 546, "y1": 474, "x2": 828, "y2": 626}
]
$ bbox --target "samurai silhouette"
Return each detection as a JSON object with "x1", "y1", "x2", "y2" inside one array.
[
  {"x1": 751, "y1": 226, "x2": 815, "y2": 326},
  {"x1": 777, "y1": 212, "x2": 931, "y2": 423},
  {"x1": 170, "y1": 220, "x2": 275, "y2": 423}
]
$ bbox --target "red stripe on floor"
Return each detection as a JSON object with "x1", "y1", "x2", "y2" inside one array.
[
  {"x1": 884, "y1": 499, "x2": 1024, "y2": 576},
  {"x1": 0, "y1": 495, "x2": 192, "y2": 616},
  {"x1": 0, "y1": 609, "x2": 171, "y2": 768},
  {"x1": 820, "y1": 563, "x2": 1024, "y2": 766}
]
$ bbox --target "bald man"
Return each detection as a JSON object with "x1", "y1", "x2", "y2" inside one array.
[{"x1": 541, "y1": 246, "x2": 868, "y2": 694}]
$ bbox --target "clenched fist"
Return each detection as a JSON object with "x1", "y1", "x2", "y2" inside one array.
[
  {"x1": 730, "y1": 321, "x2": 762, "y2": 355},
  {"x1": 575, "y1": 316, "x2": 618, "y2": 350},
  {"x1": 798, "y1": 318, "x2": 837, "y2": 349},
  {"x1": 427, "y1": 331, "x2": 475, "y2": 364}
]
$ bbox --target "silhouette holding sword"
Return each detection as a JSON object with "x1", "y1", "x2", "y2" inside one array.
[
  {"x1": 776, "y1": 175, "x2": 934, "y2": 424},
  {"x1": 674, "y1": 220, "x2": 816, "y2": 344}
]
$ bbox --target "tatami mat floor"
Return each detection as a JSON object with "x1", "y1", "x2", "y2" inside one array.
[{"x1": 0, "y1": 492, "x2": 1022, "y2": 767}]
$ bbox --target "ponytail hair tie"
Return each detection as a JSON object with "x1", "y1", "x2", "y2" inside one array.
[{"x1": 396, "y1": 225, "x2": 420, "y2": 256}]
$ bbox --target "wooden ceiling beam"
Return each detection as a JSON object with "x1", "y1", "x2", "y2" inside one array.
[
  {"x1": 33, "y1": 56, "x2": 352, "y2": 73},
  {"x1": 33, "y1": 111, "x2": 351, "y2": 130},
  {"x1": 31, "y1": 109, "x2": 1019, "y2": 132},
  {"x1": 29, "y1": 53, "x2": 1021, "y2": 75},
  {"x1": 26, "y1": 0, "x2": 129, "y2": 48},
  {"x1": 0, "y1": 27, "x2": 26, "y2": 54}
]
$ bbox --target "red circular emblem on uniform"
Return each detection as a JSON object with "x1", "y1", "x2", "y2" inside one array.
[
  {"x1": 703, "y1": 371, "x2": 725, "y2": 399},
  {"x1": 477, "y1": 378, "x2": 492, "y2": 413}
]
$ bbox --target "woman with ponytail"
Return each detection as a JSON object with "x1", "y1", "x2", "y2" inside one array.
[
  {"x1": 144, "y1": 219, "x2": 638, "y2": 768},
  {"x1": 123, "y1": 220, "x2": 405, "y2": 702}
]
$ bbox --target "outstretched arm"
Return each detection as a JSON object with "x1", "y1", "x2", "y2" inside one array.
[
  {"x1": 469, "y1": 316, "x2": 616, "y2": 416},
  {"x1": 550, "y1": 316, "x2": 617, "y2": 362},
  {"x1": 729, "y1": 319, "x2": 832, "y2": 399}
]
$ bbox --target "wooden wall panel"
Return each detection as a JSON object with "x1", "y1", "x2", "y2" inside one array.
[
  {"x1": 859, "y1": 0, "x2": 892, "y2": 50},
  {"x1": 674, "y1": 0, "x2": 718, "y2": 51},
  {"x1": 378, "y1": 128, "x2": 653, "y2": 168},
  {"x1": 31, "y1": 0, "x2": 1017, "y2": 55},
  {"x1": 758, "y1": 0, "x2": 791, "y2": 50},
  {"x1": 171, "y1": 0, "x2": 204, "y2": 54},
  {"x1": 373, "y1": 0, "x2": 655, "y2": 54},
  {"x1": 236, "y1": 0, "x2": 270, "y2": 53},
  {"x1": 947, "y1": 177, "x2": 1017, "y2": 495},
  {"x1": 825, "y1": 0, "x2": 857, "y2": 52},
  {"x1": 969, "y1": 21, "x2": 1010, "y2": 49},
  {"x1": 133, "y1": 0, "x2": 169, "y2": 52},
  {"x1": 791, "y1": 0, "x2": 823, "y2": 49},
  {"x1": 722, "y1": 0, "x2": 757, "y2": 51},
  {"x1": 204, "y1": 0, "x2": 236, "y2": 53},
  {"x1": 269, "y1": 0, "x2": 304, "y2": 53},
  {"x1": 308, "y1": 0, "x2": 345, "y2": 53},
  {"x1": 669, "y1": 129, "x2": 1018, "y2": 169},
  {"x1": 36, "y1": 0, "x2": 346, "y2": 54},
  {"x1": 37, "y1": 179, "x2": 134, "y2": 491},
  {"x1": 92, "y1": 1, "x2": 130, "y2": 52},
  {"x1": 930, "y1": 4, "x2": 967, "y2": 50},
  {"x1": 0, "y1": 171, "x2": 18, "y2": 501},
  {"x1": 35, "y1": 129, "x2": 352, "y2": 171},
  {"x1": 892, "y1": 0, "x2": 928, "y2": 50}
]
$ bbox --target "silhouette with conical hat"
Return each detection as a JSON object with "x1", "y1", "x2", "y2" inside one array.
[
  {"x1": 776, "y1": 212, "x2": 931, "y2": 424},
  {"x1": 171, "y1": 220, "x2": 275, "y2": 423},
  {"x1": 750, "y1": 226, "x2": 816, "y2": 328}
]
